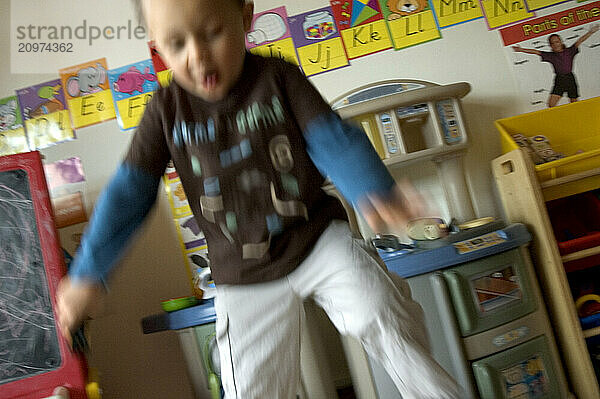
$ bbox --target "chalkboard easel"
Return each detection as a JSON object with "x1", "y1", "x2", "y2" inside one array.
[{"x1": 0, "y1": 151, "x2": 87, "y2": 399}]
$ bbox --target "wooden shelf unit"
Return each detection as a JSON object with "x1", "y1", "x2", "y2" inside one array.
[{"x1": 492, "y1": 148, "x2": 600, "y2": 399}]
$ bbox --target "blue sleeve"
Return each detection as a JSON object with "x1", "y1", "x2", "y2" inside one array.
[
  {"x1": 303, "y1": 112, "x2": 395, "y2": 206},
  {"x1": 68, "y1": 162, "x2": 161, "y2": 286}
]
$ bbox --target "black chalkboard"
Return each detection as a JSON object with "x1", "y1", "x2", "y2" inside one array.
[{"x1": 0, "y1": 168, "x2": 61, "y2": 385}]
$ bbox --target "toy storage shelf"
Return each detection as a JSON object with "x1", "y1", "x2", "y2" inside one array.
[
  {"x1": 585, "y1": 327, "x2": 600, "y2": 339},
  {"x1": 492, "y1": 147, "x2": 600, "y2": 399},
  {"x1": 496, "y1": 96, "x2": 600, "y2": 203}
]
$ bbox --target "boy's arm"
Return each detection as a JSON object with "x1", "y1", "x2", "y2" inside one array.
[
  {"x1": 56, "y1": 162, "x2": 160, "y2": 345},
  {"x1": 575, "y1": 23, "x2": 599, "y2": 48},
  {"x1": 69, "y1": 84, "x2": 170, "y2": 284},
  {"x1": 303, "y1": 112, "x2": 424, "y2": 234},
  {"x1": 67, "y1": 162, "x2": 161, "y2": 285},
  {"x1": 512, "y1": 45, "x2": 541, "y2": 55},
  {"x1": 56, "y1": 86, "x2": 169, "y2": 345},
  {"x1": 277, "y1": 59, "x2": 424, "y2": 233},
  {"x1": 304, "y1": 112, "x2": 394, "y2": 207}
]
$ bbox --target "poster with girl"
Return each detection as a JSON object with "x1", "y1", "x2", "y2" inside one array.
[{"x1": 500, "y1": 2, "x2": 600, "y2": 110}]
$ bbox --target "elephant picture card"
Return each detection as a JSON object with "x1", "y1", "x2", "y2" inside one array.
[
  {"x1": 16, "y1": 79, "x2": 75, "y2": 150},
  {"x1": 59, "y1": 58, "x2": 116, "y2": 129}
]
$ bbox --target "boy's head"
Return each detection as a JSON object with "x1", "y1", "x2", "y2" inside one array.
[{"x1": 138, "y1": 0, "x2": 254, "y2": 102}]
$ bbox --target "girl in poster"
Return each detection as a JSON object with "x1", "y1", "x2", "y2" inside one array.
[{"x1": 513, "y1": 23, "x2": 599, "y2": 107}]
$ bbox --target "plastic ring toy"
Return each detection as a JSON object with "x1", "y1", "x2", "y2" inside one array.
[{"x1": 575, "y1": 294, "x2": 600, "y2": 311}]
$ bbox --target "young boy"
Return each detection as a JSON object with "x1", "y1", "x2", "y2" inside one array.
[{"x1": 56, "y1": 0, "x2": 461, "y2": 397}]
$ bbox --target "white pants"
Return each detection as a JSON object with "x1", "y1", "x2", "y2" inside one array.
[{"x1": 214, "y1": 220, "x2": 461, "y2": 399}]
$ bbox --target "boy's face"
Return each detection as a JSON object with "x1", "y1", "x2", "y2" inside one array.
[{"x1": 143, "y1": 0, "x2": 253, "y2": 102}]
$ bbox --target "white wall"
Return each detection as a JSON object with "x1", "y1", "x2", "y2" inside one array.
[{"x1": 1, "y1": 0, "x2": 569, "y2": 397}]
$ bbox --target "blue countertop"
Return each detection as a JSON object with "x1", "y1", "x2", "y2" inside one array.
[{"x1": 380, "y1": 223, "x2": 531, "y2": 278}]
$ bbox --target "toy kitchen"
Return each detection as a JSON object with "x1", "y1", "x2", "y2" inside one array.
[{"x1": 331, "y1": 80, "x2": 571, "y2": 399}]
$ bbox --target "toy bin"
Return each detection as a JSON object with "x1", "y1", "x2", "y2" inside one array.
[{"x1": 496, "y1": 97, "x2": 600, "y2": 199}]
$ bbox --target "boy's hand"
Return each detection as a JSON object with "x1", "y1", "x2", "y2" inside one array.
[
  {"x1": 56, "y1": 277, "x2": 104, "y2": 348},
  {"x1": 359, "y1": 179, "x2": 428, "y2": 236}
]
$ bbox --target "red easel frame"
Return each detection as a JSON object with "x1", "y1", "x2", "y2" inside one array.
[{"x1": 0, "y1": 151, "x2": 87, "y2": 399}]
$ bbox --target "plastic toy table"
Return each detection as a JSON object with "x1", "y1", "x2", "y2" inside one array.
[
  {"x1": 142, "y1": 298, "x2": 217, "y2": 334},
  {"x1": 142, "y1": 299, "x2": 220, "y2": 398}
]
